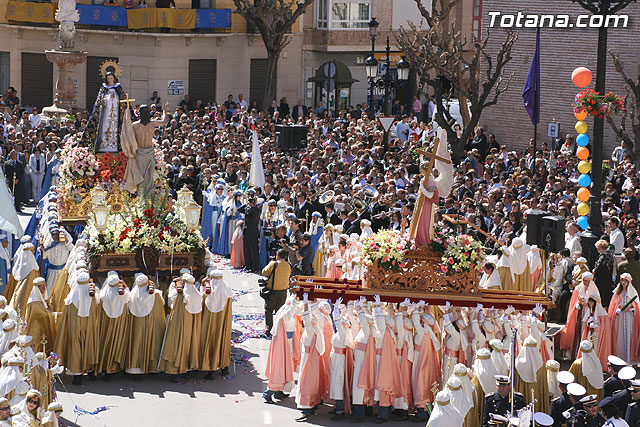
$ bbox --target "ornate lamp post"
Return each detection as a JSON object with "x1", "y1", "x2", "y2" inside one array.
[{"x1": 366, "y1": 17, "x2": 380, "y2": 115}]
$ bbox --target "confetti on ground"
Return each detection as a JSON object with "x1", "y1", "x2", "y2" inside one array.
[{"x1": 232, "y1": 288, "x2": 258, "y2": 302}]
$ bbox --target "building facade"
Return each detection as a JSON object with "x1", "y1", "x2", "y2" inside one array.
[
  {"x1": 301, "y1": 0, "x2": 434, "y2": 114},
  {"x1": 482, "y1": 0, "x2": 640, "y2": 154},
  {"x1": 0, "y1": 0, "x2": 303, "y2": 110}
]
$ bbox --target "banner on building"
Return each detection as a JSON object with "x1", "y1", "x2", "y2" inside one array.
[
  {"x1": 128, "y1": 8, "x2": 196, "y2": 30},
  {"x1": 5, "y1": 1, "x2": 55, "y2": 24},
  {"x1": 195, "y1": 8, "x2": 232, "y2": 28},
  {"x1": 76, "y1": 4, "x2": 128, "y2": 27}
]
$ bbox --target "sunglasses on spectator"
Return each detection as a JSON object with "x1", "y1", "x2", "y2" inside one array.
[{"x1": 27, "y1": 399, "x2": 39, "y2": 404}]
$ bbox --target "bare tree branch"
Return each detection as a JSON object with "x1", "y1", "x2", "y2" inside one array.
[
  {"x1": 608, "y1": 49, "x2": 640, "y2": 163},
  {"x1": 396, "y1": 4, "x2": 518, "y2": 162},
  {"x1": 232, "y1": 0, "x2": 314, "y2": 111}
]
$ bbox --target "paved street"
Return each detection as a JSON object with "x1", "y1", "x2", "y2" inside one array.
[{"x1": 17, "y1": 207, "x2": 415, "y2": 427}]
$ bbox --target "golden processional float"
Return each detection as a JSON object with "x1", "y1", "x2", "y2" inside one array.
[{"x1": 54, "y1": 61, "x2": 205, "y2": 277}]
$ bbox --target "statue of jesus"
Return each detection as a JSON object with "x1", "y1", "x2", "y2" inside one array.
[
  {"x1": 121, "y1": 103, "x2": 169, "y2": 196},
  {"x1": 409, "y1": 128, "x2": 453, "y2": 246}
]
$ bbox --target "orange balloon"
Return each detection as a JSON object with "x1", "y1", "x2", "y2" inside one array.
[
  {"x1": 572, "y1": 67, "x2": 593, "y2": 88},
  {"x1": 577, "y1": 146, "x2": 590, "y2": 160},
  {"x1": 574, "y1": 109, "x2": 588, "y2": 121},
  {"x1": 577, "y1": 187, "x2": 591, "y2": 202}
]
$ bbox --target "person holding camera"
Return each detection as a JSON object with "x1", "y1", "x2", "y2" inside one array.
[
  {"x1": 261, "y1": 249, "x2": 291, "y2": 338},
  {"x1": 295, "y1": 234, "x2": 315, "y2": 277},
  {"x1": 269, "y1": 225, "x2": 288, "y2": 260}
]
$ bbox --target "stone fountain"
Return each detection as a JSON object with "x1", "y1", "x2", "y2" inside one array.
[{"x1": 42, "y1": 0, "x2": 87, "y2": 114}]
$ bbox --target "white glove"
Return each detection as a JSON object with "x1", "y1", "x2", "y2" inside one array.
[
  {"x1": 374, "y1": 294, "x2": 381, "y2": 305},
  {"x1": 445, "y1": 301, "x2": 452, "y2": 312},
  {"x1": 475, "y1": 303, "x2": 483, "y2": 312},
  {"x1": 576, "y1": 303, "x2": 581, "y2": 310},
  {"x1": 359, "y1": 295, "x2": 367, "y2": 305},
  {"x1": 505, "y1": 305, "x2": 515, "y2": 315},
  {"x1": 335, "y1": 297, "x2": 343, "y2": 307},
  {"x1": 303, "y1": 292, "x2": 308, "y2": 305},
  {"x1": 400, "y1": 298, "x2": 411, "y2": 307},
  {"x1": 616, "y1": 308, "x2": 622, "y2": 315}
]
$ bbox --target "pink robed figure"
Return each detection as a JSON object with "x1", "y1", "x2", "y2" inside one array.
[
  {"x1": 265, "y1": 319, "x2": 294, "y2": 392},
  {"x1": 415, "y1": 182, "x2": 439, "y2": 247},
  {"x1": 559, "y1": 278, "x2": 600, "y2": 352},
  {"x1": 577, "y1": 293, "x2": 612, "y2": 370},
  {"x1": 413, "y1": 310, "x2": 441, "y2": 407},
  {"x1": 410, "y1": 128, "x2": 453, "y2": 246},
  {"x1": 230, "y1": 220, "x2": 244, "y2": 269},
  {"x1": 296, "y1": 311, "x2": 327, "y2": 409},
  {"x1": 608, "y1": 274, "x2": 640, "y2": 364},
  {"x1": 375, "y1": 325, "x2": 403, "y2": 407}
]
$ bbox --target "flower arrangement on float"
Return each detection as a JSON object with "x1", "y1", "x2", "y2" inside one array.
[
  {"x1": 86, "y1": 195, "x2": 204, "y2": 257},
  {"x1": 58, "y1": 138, "x2": 169, "y2": 194},
  {"x1": 439, "y1": 233, "x2": 485, "y2": 274},
  {"x1": 57, "y1": 144, "x2": 99, "y2": 202},
  {"x1": 361, "y1": 229, "x2": 415, "y2": 272}
]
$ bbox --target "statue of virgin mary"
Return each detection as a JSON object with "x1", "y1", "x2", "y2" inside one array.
[{"x1": 82, "y1": 69, "x2": 128, "y2": 153}]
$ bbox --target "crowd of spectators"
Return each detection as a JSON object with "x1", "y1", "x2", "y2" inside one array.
[{"x1": 2, "y1": 87, "x2": 640, "y2": 298}]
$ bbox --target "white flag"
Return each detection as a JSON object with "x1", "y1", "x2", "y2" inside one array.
[
  {"x1": 249, "y1": 129, "x2": 265, "y2": 190},
  {"x1": 0, "y1": 168, "x2": 23, "y2": 238}
]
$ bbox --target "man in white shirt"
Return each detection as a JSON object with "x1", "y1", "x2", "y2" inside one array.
[
  {"x1": 607, "y1": 217, "x2": 624, "y2": 254},
  {"x1": 607, "y1": 216, "x2": 624, "y2": 254},
  {"x1": 237, "y1": 93, "x2": 248, "y2": 110},
  {"x1": 28, "y1": 107, "x2": 41, "y2": 129},
  {"x1": 565, "y1": 221, "x2": 583, "y2": 257},
  {"x1": 28, "y1": 147, "x2": 46, "y2": 202}
]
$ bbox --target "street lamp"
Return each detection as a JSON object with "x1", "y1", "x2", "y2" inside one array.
[
  {"x1": 364, "y1": 56, "x2": 379, "y2": 79},
  {"x1": 396, "y1": 56, "x2": 410, "y2": 81},
  {"x1": 396, "y1": 55, "x2": 411, "y2": 120},
  {"x1": 367, "y1": 18, "x2": 379, "y2": 116},
  {"x1": 368, "y1": 17, "x2": 379, "y2": 38},
  {"x1": 365, "y1": 55, "x2": 378, "y2": 117}
]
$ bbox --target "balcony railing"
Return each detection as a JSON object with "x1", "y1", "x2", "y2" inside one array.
[{"x1": 4, "y1": 1, "x2": 233, "y2": 33}]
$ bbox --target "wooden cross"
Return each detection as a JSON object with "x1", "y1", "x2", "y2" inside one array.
[
  {"x1": 119, "y1": 94, "x2": 135, "y2": 109},
  {"x1": 409, "y1": 137, "x2": 452, "y2": 239}
]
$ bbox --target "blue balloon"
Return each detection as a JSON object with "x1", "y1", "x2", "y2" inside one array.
[
  {"x1": 576, "y1": 133, "x2": 589, "y2": 147},
  {"x1": 577, "y1": 216, "x2": 589, "y2": 230},
  {"x1": 578, "y1": 174, "x2": 592, "y2": 187}
]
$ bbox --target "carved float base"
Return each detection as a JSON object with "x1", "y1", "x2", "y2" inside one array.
[
  {"x1": 92, "y1": 251, "x2": 204, "y2": 275},
  {"x1": 364, "y1": 247, "x2": 479, "y2": 294}
]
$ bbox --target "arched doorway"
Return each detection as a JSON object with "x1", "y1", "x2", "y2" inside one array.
[{"x1": 308, "y1": 61, "x2": 358, "y2": 115}]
